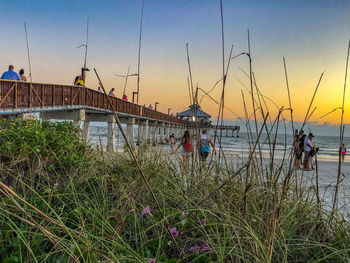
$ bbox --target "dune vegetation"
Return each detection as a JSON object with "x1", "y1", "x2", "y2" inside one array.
[{"x1": 0, "y1": 119, "x2": 350, "y2": 263}]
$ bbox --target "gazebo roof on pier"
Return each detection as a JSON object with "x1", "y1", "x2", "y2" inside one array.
[{"x1": 177, "y1": 104, "x2": 211, "y2": 119}]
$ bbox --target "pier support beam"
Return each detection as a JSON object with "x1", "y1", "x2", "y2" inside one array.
[
  {"x1": 139, "y1": 120, "x2": 148, "y2": 144},
  {"x1": 147, "y1": 121, "x2": 157, "y2": 145},
  {"x1": 152, "y1": 122, "x2": 158, "y2": 145},
  {"x1": 125, "y1": 118, "x2": 135, "y2": 148},
  {"x1": 174, "y1": 125, "x2": 179, "y2": 139},
  {"x1": 159, "y1": 122, "x2": 165, "y2": 144},
  {"x1": 164, "y1": 123, "x2": 170, "y2": 142},
  {"x1": 169, "y1": 124, "x2": 175, "y2": 138},
  {"x1": 82, "y1": 121, "x2": 90, "y2": 142},
  {"x1": 40, "y1": 109, "x2": 86, "y2": 130},
  {"x1": 107, "y1": 121, "x2": 116, "y2": 152}
]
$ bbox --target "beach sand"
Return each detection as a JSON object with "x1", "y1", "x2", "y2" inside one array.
[{"x1": 297, "y1": 160, "x2": 350, "y2": 211}]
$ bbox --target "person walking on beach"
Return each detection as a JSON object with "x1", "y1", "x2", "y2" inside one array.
[
  {"x1": 293, "y1": 129, "x2": 301, "y2": 169},
  {"x1": 19, "y1": 69, "x2": 27, "y2": 81},
  {"x1": 303, "y1": 133, "x2": 315, "y2": 171},
  {"x1": 169, "y1": 133, "x2": 176, "y2": 154},
  {"x1": 1, "y1": 65, "x2": 21, "y2": 81},
  {"x1": 341, "y1": 143, "x2": 346, "y2": 162},
  {"x1": 175, "y1": 130, "x2": 193, "y2": 169},
  {"x1": 296, "y1": 130, "x2": 306, "y2": 169},
  {"x1": 198, "y1": 129, "x2": 216, "y2": 168}
]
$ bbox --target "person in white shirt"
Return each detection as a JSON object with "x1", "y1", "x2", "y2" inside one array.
[{"x1": 303, "y1": 133, "x2": 315, "y2": 170}]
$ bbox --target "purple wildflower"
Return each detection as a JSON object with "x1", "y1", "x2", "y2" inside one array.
[
  {"x1": 182, "y1": 211, "x2": 189, "y2": 216},
  {"x1": 189, "y1": 245, "x2": 200, "y2": 253},
  {"x1": 141, "y1": 205, "x2": 153, "y2": 217},
  {"x1": 170, "y1": 227, "x2": 179, "y2": 237},
  {"x1": 201, "y1": 243, "x2": 211, "y2": 252},
  {"x1": 149, "y1": 258, "x2": 156, "y2": 263},
  {"x1": 200, "y1": 219, "x2": 206, "y2": 226}
]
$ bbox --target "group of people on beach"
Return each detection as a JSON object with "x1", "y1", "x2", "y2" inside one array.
[
  {"x1": 294, "y1": 129, "x2": 347, "y2": 171},
  {"x1": 169, "y1": 129, "x2": 216, "y2": 168},
  {"x1": 1, "y1": 65, "x2": 27, "y2": 81},
  {"x1": 294, "y1": 130, "x2": 318, "y2": 171}
]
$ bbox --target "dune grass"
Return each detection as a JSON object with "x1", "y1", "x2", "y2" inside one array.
[{"x1": 0, "y1": 119, "x2": 350, "y2": 262}]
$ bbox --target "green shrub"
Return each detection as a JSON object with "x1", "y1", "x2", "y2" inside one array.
[{"x1": 0, "y1": 119, "x2": 92, "y2": 172}]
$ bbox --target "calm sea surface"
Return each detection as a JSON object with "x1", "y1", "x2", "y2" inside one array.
[{"x1": 88, "y1": 123, "x2": 349, "y2": 162}]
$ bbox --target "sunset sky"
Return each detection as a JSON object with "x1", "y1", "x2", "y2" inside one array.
[{"x1": 0, "y1": 0, "x2": 349, "y2": 124}]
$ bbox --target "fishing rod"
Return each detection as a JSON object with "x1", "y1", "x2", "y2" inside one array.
[
  {"x1": 136, "y1": 0, "x2": 144, "y2": 104},
  {"x1": 24, "y1": 22, "x2": 32, "y2": 83}
]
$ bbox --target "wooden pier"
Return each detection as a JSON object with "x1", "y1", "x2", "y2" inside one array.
[{"x1": 0, "y1": 79, "x2": 240, "y2": 150}]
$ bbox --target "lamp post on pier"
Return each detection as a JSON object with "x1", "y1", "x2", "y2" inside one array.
[
  {"x1": 132, "y1": 92, "x2": 138, "y2": 103},
  {"x1": 155, "y1": 102, "x2": 159, "y2": 111},
  {"x1": 168, "y1": 108, "x2": 171, "y2": 115}
]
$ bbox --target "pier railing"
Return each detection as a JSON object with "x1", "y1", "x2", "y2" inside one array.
[{"x1": 0, "y1": 80, "x2": 187, "y2": 125}]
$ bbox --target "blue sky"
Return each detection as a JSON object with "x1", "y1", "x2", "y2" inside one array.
[{"x1": 0, "y1": 0, "x2": 349, "y2": 124}]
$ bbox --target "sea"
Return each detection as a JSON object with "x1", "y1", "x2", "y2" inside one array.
[{"x1": 88, "y1": 122, "x2": 348, "y2": 162}]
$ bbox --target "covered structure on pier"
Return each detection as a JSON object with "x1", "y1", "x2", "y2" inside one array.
[{"x1": 176, "y1": 104, "x2": 211, "y2": 127}]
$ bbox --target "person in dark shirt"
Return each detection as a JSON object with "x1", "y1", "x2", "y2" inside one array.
[
  {"x1": 19, "y1": 69, "x2": 27, "y2": 81},
  {"x1": 295, "y1": 130, "x2": 305, "y2": 169}
]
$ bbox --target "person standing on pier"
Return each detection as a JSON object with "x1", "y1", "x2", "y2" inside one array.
[
  {"x1": 198, "y1": 129, "x2": 216, "y2": 168},
  {"x1": 1, "y1": 65, "x2": 21, "y2": 81},
  {"x1": 109, "y1": 88, "x2": 116, "y2": 97},
  {"x1": 74, "y1": 75, "x2": 84, "y2": 86},
  {"x1": 19, "y1": 69, "x2": 27, "y2": 81}
]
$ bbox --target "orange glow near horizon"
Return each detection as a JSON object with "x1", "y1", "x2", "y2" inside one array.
[{"x1": 0, "y1": 0, "x2": 349, "y2": 125}]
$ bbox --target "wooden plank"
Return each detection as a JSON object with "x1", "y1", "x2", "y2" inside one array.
[
  {"x1": 29, "y1": 83, "x2": 32, "y2": 108},
  {"x1": 86, "y1": 90, "x2": 93, "y2": 106},
  {"x1": 0, "y1": 83, "x2": 16, "y2": 107},
  {"x1": 41, "y1": 84, "x2": 45, "y2": 107},
  {"x1": 70, "y1": 86, "x2": 73, "y2": 105},
  {"x1": 31, "y1": 84, "x2": 44, "y2": 106},
  {"x1": 62, "y1": 86, "x2": 64, "y2": 106},
  {"x1": 52, "y1": 85, "x2": 55, "y2": 106},
  {"x1": 14, "y1": 82, "x2": 17, "y2": 109}
]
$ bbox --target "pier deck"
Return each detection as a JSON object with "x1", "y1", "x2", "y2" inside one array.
[{"x1": 0, "y1": 80, "x2": 239, "y2": 149}]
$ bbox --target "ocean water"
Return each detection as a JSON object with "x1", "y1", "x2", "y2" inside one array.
[{"x1": 87, "y1": 123, "x2": 349, "y2": 163}]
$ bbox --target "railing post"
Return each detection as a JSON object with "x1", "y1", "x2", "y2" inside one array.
[
  {"x1": 52, "y1": 85, "x2": 55, "y2": 106},
  {"x1": 29, "y1": 83, "x2": 32, "y2": 109},
  {"x1": 41, "y1": 84, "x2": 45, "y2": 108},
  {"x1": 70, "y1": 86, "x2": 73, "y2": 106},
  {"x1": 14, "y1": 82, "x2": 17, "y2": 109},
  {"x1": 61, "y1": 86, "x2": 64, "y2": 106}
]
